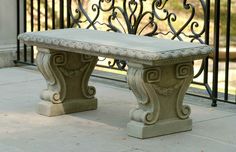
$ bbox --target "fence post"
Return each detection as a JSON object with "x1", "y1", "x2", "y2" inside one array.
[{"x1": 212, "y1": 0, "x2": 221, "y2": 107}]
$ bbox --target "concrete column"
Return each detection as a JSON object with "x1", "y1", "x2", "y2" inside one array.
[{"x1": 0, "y1": 0, "x2": 23, "y2": 67}]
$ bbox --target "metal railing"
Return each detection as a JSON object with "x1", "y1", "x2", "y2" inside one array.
[{"x1": 15, "y1": 0, "x2": 236, "y2": 106}]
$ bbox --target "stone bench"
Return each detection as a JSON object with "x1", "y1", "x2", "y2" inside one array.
[{"x1": 18, "y1": 28, "x2": 212, "y2": 139}]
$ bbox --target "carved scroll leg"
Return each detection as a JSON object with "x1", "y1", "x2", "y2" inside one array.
[
  {"x1": 36, "y1": 48, "x2": 98, "y2": 116},
  {"x1": 127, "y1": 62, "x2": 193, "y2": 138}
]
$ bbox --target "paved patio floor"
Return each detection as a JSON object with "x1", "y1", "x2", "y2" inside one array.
[{"x1": 1, "y1": 67, "x2": 236, "y2": 152}]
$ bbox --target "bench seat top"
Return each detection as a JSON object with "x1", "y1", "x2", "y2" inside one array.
[{"x1": 19, "y1": 28, "x2": 212, "y2": 65}]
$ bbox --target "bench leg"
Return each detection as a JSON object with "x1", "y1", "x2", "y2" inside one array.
[
  {"x1": 35, "y1": 48, "x2": 98, "y2": 116},
  {"x1": 127, "y1": 62, "x2": 193, "y2": 138}
]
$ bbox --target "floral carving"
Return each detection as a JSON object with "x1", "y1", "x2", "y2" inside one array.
[
  {"x1": 59, "y1": 66, "x2": 86, "y2": 77},
  {"x1": 154, "y1": 81, "x2": 182, "y2": 96}
]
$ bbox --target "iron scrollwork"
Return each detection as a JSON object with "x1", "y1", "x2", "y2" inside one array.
[{"x1": 68, "y1": 0, "x2": 207, "y2": 73}]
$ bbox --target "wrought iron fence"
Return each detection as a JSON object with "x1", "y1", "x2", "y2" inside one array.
[{"x1": 16, "y1": 0, "x2": 236, "y2": 106}]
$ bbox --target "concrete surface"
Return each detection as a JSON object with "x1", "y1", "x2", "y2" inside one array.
[{"x1": 1, "y1": 67, "x2": 236, "y2": 152}]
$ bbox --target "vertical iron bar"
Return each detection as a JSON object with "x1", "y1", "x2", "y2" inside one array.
[
  {"x1": 17, "y1": 0, "x2": 20, "y2": 61},
  {"x1": 34, "y1": 0, "x2": 42, "y2": 63},
  {"x1": 38, "y1": 0, "x2": 41, "y2": 31},
  {"x1": 30, "y1": 0, "x2": 34, "y2": 32},
  {"x1": 45, "y1": 0, "x2": 48, "y2": 30},
  {"x1": 31, "y1": 0, "x2": 34, "y2": 63},
  {"x1": 205, "y1": 0, "x2": 210, "y2": 45},
  {"x1": 67, "y1": 0, "x2": 71, "y2": 28},
  {"x1": 204, "y1": 0, "x2": 210, "y2": 84},
  {"x1": 224, "y1": 0, "x2": 231, "y2": 100},
  {"x1": 60, "y1": 0, "x2": 64, "y2": 29},
  {"x1": 212, "y1": 0, "x2": 220, "y2": 107},
  {"x1": 24, "y1": 0, "x2": 27, "y2": 62},
  {"x1": 52, "y1": 0, "x2": 55, "y2": 29}
]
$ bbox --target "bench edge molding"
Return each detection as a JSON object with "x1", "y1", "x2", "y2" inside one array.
[{"x1": 18, "y1": 32, "x2": 212, "y2": 62}]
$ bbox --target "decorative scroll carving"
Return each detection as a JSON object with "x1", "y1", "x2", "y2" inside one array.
[
  {"x1": 128, "y1": 65, "x2": 160, "y2": 125},
  {"x1": 176, "y1": 62, "x2": 193, "y2": 119},
  {"x1": 36, "y1": 49, "x2": 67, "y2": 104},
  {"x1": 143, "y1": 67, "x2": 161, "y2": 83},
  {"x1": 40, "y1": 90, "x2": 61, "y2": 104},
  {"x1": 82, "y1": 54, "x2": 95, "y2": 62},
  {"x1": 81, "y1": 55, "x2": 98, "y2": 99},
  {"x1": 176, "y1": 62, "x2": 193, "y2": 78},
  {"x1": 36, "y1": 48, "x2": 98, "y2": 104},
  {"x1": 53, "y1": 53, "x2": 67, "y2": 66},
  {"x1": 127, "y1": 62, "x2": 193, "y2": 125}
]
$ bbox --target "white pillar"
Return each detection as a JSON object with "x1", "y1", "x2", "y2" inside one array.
[{"x1": 0, "y1": 0, "x2": 22, "y2": 67}]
